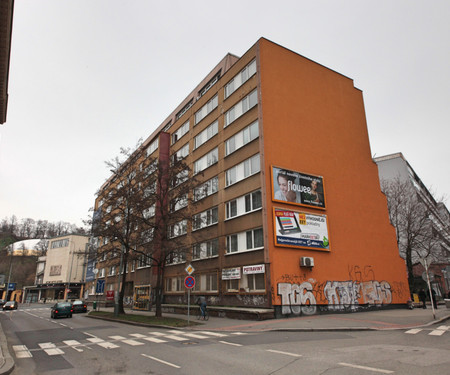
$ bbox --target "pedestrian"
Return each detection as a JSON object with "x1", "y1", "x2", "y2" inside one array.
[
  {"x1": 419, "y1": 289, "x2": 427, "y2": 309},
  {"x1": 195, "y1": 295, "x2": 207, "y2": 319},
  {"x1": 428, "y1": 288, "x2": 438, "y2": 309}
]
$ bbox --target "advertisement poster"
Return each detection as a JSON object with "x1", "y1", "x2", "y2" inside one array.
[
  {"x1": 271, "y1": 166, "x2": 325, "y2": 209},
  {"x1": 274, "y1": 208, "x2": 330, "y2": 251}
]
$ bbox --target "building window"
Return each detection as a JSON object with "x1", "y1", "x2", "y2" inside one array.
[
  {"x1": 226, "y1": 279, "x2": 240, "y2": 292},
  {"x1": 192, "y1": 238, "x2": 219, "y2": 260},
  {"x1": 225, "y1": 154, "x2": 260, "y2": 187},
  {"x1": 168, "y1": 220, "x2": 187, "y2": 238},
  {"x1": 226, "y1": 227, "x2": 263, "y2": 254},
  {"x1": 99, "y1": 268, "x2": 105, "y2": 278},
  {"x1": 194, "y1": 120, "x2": 218, "y2": 149},
  {"x1": 172, "y1": 120, "x2": 190, "y2": 144},
  {"x1": 50, "y1": 238, "x2": 69, "y2": 249},
  {"x1": 193, "y1": 176, "x2": 219, "y2": 201},
  {"x1": 224, "y1": 89, "x2": 258, "y2": 127},
  {"x1": 166, "y1": 250, "x2": 187, "y2": 265},
  {"x1": 195, "y1": 95, "x2": 218, "y2": 125},
  {"x1": 193, "y1": 207, "x2": 218, "y2": 231},
  {"x1": 165, "y1": 276, "x2": 184, "y2": 292},
  {"x1": 176, "y1": 101, "x2": 193, "y2": 121},
  {"x1": 170, "y1": 194, "x2": 188, "y2": 212},
  {"x1": 171, "y1": 143, "x2": 189, "y2": 164},
  {"x1": 225, "y1": 190, "x2": 262, "y2": 219},
  {"x1": 225, "y1": 59, "x2": 257, "y2": 99},
  {"x1": 143, "y1": 204, "x2": 155, "y2": 219},
  {"x1": 108, "y1": 266, "x2": 116, "y2": 276},
  {"x1": 243, "y1": 273, "x2": 265, "y2": 292},
  {"x1": 225, "y1": 121, "x2": 259, "y2": 156},
  {"x1": 146, "y1": 138, "x2": 159, "y2": 156},
  {"x1": 198, "y1": 72, "x2": 220, "y2": 98},
  {"x1": 193, "y1": 272, "x2": 218, "y2": 292},
  {"x1": 194, "y1": 148, "x2": 218, "y2": 175},
  {"x1": 136, "y1": 254, "x2": 150, "y2": 269},
  {"x1": 171, "y1": 169, "x2": 189, "y2": 188}
]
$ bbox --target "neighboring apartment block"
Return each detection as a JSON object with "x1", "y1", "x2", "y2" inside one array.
[
  {"x1": 24, "y1": 234, "x2": 90, "y2": 302},
  {"x1": 375, "y1": 152, "x2": 450, "y2": 295},
  {"x1": 91, "y1": 38, "x2": 409, "y2": 316}
]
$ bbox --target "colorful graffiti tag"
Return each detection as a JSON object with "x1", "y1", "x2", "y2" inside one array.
[{"x1": 278, "y1": 280, "x2": 394, "y2": 315}]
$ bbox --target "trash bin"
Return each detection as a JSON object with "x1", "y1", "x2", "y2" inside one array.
[{"x1": 93, "y1": 301, "x2": 97, "y2": 310}]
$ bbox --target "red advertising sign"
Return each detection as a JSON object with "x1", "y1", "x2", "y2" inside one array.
[{"x1": 106, "y1": 290, "x2": 115, "y2": 301}]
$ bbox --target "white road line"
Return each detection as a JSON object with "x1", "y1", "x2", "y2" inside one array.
[
  {"x1": 97, "y1": 342, "x2": 120, "y2": 349},
  {"x1": 44, "y1": 348, "x2": 65, "y2": 356},
  {"x1": 12, "y1": 345, "x2": 32, "y2": 358},
  {"x1": 143, "y1": 337, "x2": 167, "y2": 343},
  {"x1": 182, "y1": 333, "x2": 209, "y2": 339},
  {"x1": 219, "y1": 341, "x2": 243, "y2": 347},
  {"x1": 167, "y1": 330, "x2": 182, "y2": 334},
  {"x1": 83, "y1": 332, "x2": 98, "y2": 338},
  {"x1": 148, "y1": 331, "x2": 167, "y2": 336},
  {"x1": 130, "y1": 333, "x2": 147, "y2": 338},
  {"x1": 405, "y1": 328, "x2": 421, "y2": 334},
  {"x1": 109, "y1": 335, "x2": 127, "y2": 340},
  {"x1": 197, "y1": 331, "x2": 228, "y2": 337},
  {"x1": 266, "y1": 349, "x2": 302, "y2": 358},
  {"x1": 38, "y1": 343, "x2": 56, "y2": 349},
  {"x1": 231, "y1": 332, "x2": 247, "y2": 335},
  {"x1": 141, "y1": 354, "x2": 180, "y2": 369},
  {"x1": 63, "y1": 340, "x2": 84, "y2": 352},
  {"x1": 87, "y1": 338, "x2": 104, "y2": 344},
  {"x1": 122, "y1": 339, "x2": 145, "y2": 346},
  {"x1": 339, "y1": 362, "x2": 394, "y2": 374},
  {"x1": 163, "y1": 335, "x2": 189, "y2": 341},
  {"x1": 429, "y1": 329, "x2": 445, "y2": 336},
  {"x1": 437, "y1": 325, "x2": 449, "y2": 331}
]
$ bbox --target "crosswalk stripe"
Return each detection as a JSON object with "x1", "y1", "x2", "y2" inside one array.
[
  {"x1": 143, "y1": 337, "x2": 167, "y2": 343},
  {"x1": 196, "y1": 331, "x2": 228, "y2": 337},
  {"x1": 12, "y1": 345, "x2": 32, "y2": 358},
  {"x1": 163, "y1": 335, "x2": 189, "y2": 341},
  {"x1": 87, "y1": 338, "x2": 104, "y2": 344},
  {"x1": 181, "y1": 333, "x2": 209, "y2": 339},
  {"x1": 109, "y1": 335, "x2": 126, "y2": 340},
  {"x1": 97, "y1": 341, "x2": 120, "y2": 349},
  {"x1": 405, "y1": 329, "x2": 422, "y2": 334},
  {"x1": 148, "y1": 331, "x2": 167, "y2": 336},
  {"x1": 130, "y1": 333, "x2": 147, "y2": 338},
  {"x1": 122, "y1": 339, "x2": 145, "y2": 346},
  {"x1": 429, "y1": 330, "x2": 445, "y2": 336}
]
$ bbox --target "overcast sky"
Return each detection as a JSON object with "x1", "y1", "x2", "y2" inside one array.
[{"x1": 1, "y1": 0, "x2": 449, "y2": 228}]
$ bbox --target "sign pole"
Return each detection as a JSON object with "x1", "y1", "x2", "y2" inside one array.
[{"x1": 187, "y1": 288, "x2": 190, "y2": 326}]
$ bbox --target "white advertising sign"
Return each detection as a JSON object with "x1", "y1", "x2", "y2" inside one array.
[
  {"x1": 222, "y1": 267, "x2": 241, "y2": 280},
  {"x1": 243, "y1": 264, "x2": 265, "y2": 274}
]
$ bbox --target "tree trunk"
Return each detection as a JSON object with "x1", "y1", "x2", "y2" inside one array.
[{"x1": 154, "y1": 265, "x2": 163, "y2": 318}]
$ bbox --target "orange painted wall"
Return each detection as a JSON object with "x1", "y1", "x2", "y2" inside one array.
[{"x1": 256, "y1": 38, "x2": 409, "y2": 308}]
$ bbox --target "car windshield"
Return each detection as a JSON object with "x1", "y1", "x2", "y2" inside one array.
[
  {"x1": 73, "y1": 301, "x2": 83, "y2": 305},
  {"x1": 58, "y1": 303, "x2": 71, "y2": 308}
]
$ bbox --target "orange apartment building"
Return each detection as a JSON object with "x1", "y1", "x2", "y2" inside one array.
[{"x1": 91, "y1": 38, "x2": 410, "y2": 316}]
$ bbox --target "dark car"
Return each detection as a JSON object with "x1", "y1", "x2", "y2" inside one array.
[
  {"x1": 71, "y1": 300, "x2": 87, "y2": 313},
  {"x1": 51, "y1": 302, "x2": 73, "y2": 319},
  {"x1": 0, "y1": 299, "x2": 6, "y2": 307},
  {"x1": 2, "y1": 301, "x2": 18, "y2": 310}
]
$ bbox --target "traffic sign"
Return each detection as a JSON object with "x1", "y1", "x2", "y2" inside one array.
[
  {"x1": 95, "y1": 279, "x2": 105, "y2": 294},
  {"x1": 185, "y1": 264, "x2": 195, "y2": 275},
  {"x1": 184, "y1": 276, "x2": 195, "y2": 289}
]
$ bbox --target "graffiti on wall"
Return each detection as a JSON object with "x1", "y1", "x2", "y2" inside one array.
[{"x1": 278, "y1": 275, "x2": 398, "y2": 315}]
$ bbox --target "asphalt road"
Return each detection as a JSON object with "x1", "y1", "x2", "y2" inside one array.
[{"x1": 1, "y1": 304, "x2": 449, "y2": 375}]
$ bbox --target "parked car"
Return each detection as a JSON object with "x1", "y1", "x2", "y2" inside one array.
[
  {"x1": 50, "y1": 302, "x2": 73, "y2": 319},
  {"x1": 71, "y1": 300, "x2": 87, "y2": 313},
  {"x1": 3, "y1": 301, "x2": 18, "y2": 310},
  {"x1": 0, "y1": 299, "x2": 6, "y2": 307}
]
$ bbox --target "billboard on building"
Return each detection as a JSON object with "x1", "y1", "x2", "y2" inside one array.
[
  {"x1": 273, "y1": 208, "x2": 330, "y2": 251},
  {"x1": 271, "y1": 166, "x2": 326, "y2": 209}
]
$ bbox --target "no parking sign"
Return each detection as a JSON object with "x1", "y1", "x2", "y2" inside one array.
[{"x1": 184, "y1": 276, "x2": 195, "y2": 289}]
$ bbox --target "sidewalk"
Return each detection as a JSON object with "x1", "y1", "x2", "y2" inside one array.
[{"x1": 1, "y1": 305, "x2": 449, "y2": 375}]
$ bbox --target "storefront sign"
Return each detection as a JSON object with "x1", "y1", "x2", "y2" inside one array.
[
  {"x1": 271, "y1": 166, "x2": 326, "y2": 209},
  {"x1": 274, "y1": 208, "x2": 330, "y2": 251},
  {"x1": 243, "y1": 264, "x2": 265, "y2": 274},
  {"x1": 106, "y1": 290, "x2": 114, "y2": 301},
  {"x1": 222, "y1": 267, "x2": 241, "y2": 280}
]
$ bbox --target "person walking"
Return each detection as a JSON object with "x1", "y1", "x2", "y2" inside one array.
[
  {"x1": 419, "y1": 289, "x2": 427, "y2": 309},
  {"x1": 195, "y1": 295, "x2": 207, "y2": 319}
]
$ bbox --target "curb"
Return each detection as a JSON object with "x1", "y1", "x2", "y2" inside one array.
[{"x1": 0, "y1": 327, "x2": 14, "y2": 375}]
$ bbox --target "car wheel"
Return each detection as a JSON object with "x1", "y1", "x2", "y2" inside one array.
[{"x1": 69, "y1": 314, "x2": 72, "y2": 318}]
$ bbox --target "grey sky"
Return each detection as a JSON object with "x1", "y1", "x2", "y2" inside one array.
[{"x1": 1, "y1": 0, "x2": 449, "y2": 227}]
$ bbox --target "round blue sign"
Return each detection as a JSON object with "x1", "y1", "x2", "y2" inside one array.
[{"x1": 184, "y1": 276, "x2": 195, "y2": 289}]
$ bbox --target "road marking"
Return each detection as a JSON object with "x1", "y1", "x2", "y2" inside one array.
[
  {"x1": 83, "y1": 332, "x2": 98, "y2": 338},
  {"x1": 141, "y1": 354, "x2": 180, "y2": 369},
  {"x1": 63, "y1": 340, "x2": 84, "y2": 352},
  {"x1": 182, "y1": 333, "x2": 209, "y2": 339},
  {"x1": 231, "y1": 332, "x2": 247, "y2": 335},
  {"x1": 87, "y1": 338, "x2": 104, "y2": 344},
  {"x1": 197, "y1": 331, "x2": 228, "y2": 337},
  {"x1": 339, "y1": 362, "x2": 394, "y2": 374},
  {"x1": 97, "y1": 342, "x2": 120, "y2": 349},
  {"x1": 130, "y1": 333, "x2": 147, "y2": 338},
  {"x1": 122, "y1": 339, "x2": 145, "y2": 346},
  {"x1": 405, "y1": 328, "x2": 421, "y2": 334},
  {"x1": 143, "y1": 337, "x2": 167, "y2": 343},
  {"x1": 163, "y1": 335, "x2": 189, "y2": 341},
  {"x1": 429, "y1": 329, "x2": 445, "y2": 336},
  {"x1": 38, "y1": 343, "x2": 64, "y2": 356},
  {"x1": 219, "y1": 341, "x2": 243, "y2": 347},
  {"x1": 109, "y1": 335, "x2": 127, "y2": 340},
  {"x1": 266, "y1": 349, "x2": 302, "y2": 357},
  {"x1": 148, "y1": 331, "x2": 167, "y2": 336},
  {"x1": 12, "y1": 345, "x2": 32, "y2": 358}
]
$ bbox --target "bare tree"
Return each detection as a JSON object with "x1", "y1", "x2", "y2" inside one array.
[
  {"x1": 89, "y1": 136, "x2": 201, "y2": 317},
  {"x1": 381, "y1": 177, "x2": 445, "y2": 289}
]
